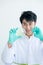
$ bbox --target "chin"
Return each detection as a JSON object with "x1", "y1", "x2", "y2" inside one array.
[{"x1": 26, "y1": 32, "x2": 33, "y2": 36}]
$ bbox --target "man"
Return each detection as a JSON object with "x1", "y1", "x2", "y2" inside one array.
[{"x1": 2, "y1": 11, "x2": 43, "y2": 65}]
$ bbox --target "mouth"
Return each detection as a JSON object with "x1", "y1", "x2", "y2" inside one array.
[
  {"x1": 25, "y1": 30, "x2": 33, "y2": 36},
  {"x1": 26, "y1": 30, "x2": 32, "y2": 33},
  {"x1": 23, "y1": 29, "x2": 33, "y2": 35}
]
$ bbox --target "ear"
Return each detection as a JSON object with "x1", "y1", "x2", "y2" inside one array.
[
  {"x1": 21, "y1": 23, "x2": 24, "y2": 28},
  {"x1": 34, "y1": 22, "x2": 36, "y2": 27},
  {"x1": 35, "y1": 22, "x2": 36, "y2": 25}
]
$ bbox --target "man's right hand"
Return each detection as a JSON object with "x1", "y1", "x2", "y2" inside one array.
[{"x1": 8, "y1": 28, "x2": 22, "y2": 48}]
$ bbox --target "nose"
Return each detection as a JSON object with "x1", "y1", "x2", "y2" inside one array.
[{"x1": 26, "y1": 25, "x2": 31, "y2": 31}]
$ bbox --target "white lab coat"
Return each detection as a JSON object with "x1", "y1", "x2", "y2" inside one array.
[{"x1": 2, "y1": 34, "x2": 43, "y2": 64}]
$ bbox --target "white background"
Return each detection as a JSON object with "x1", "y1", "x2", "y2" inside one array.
[{"x1": 0, "y1": 0, "x2": 43, "y2": 65}]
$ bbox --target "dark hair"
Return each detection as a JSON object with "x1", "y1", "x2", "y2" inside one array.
[{"x1": 20, "y1": 11, "x2": 37, "y2": 23}]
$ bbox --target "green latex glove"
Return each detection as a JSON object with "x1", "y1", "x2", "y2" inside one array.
[
  {"x1": 8, "y1": 28, "x2": 22, "y2": 44},
  {"x1": 32, "y1": 27, "x2": 43, "y2": 41}
]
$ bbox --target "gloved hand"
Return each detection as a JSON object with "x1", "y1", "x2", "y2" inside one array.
[
  {"x1": 32, "y1": 27, "x2": 43, "y2": 41},
  {"x1": 8, "y1": 28, "x2": 22, "y2": 48}
]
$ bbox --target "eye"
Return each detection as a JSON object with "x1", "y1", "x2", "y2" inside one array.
[
  {"x1": 23, "y1": 22, "x2": 27, "y2": 26},
  {"x1": 29, "y1": 23, "x2": 32, "y2": 25}
]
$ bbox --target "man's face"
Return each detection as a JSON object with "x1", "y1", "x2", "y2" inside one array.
[{"x1": 22, "y1": 19, "x2": 36, "y2": 37}]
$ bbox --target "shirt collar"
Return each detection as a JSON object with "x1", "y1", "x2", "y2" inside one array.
[{"x1": 23, "y1": 34, "x2": 34, "y2": 40}]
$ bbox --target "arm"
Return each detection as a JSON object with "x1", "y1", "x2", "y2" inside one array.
[{"x1": 8, "y1": 43, "x2": 12, "y2": 48}]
